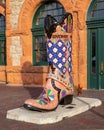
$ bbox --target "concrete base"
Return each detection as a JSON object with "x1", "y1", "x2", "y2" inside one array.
[{"x1": 6, "y1": 97, "x2": 102, "y2": 124}]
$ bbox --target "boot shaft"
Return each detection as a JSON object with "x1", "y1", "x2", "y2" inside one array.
[{"x1": 46, "y1": 25, "x2": 73, "y2": 89}]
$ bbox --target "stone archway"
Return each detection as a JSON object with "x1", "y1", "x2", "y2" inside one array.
[
  {"x1": 18, "y1": 0, "x2": 74, "y2": 31},
  {"x1": 18, "y1": 0, "x2": 43, "y2": 65},
  {"x1": 18, "y1": 0, "x2": 39, "y2": 30},
  {"x1": 18, "y1": 0, "x2": 74, "y2": 65}
]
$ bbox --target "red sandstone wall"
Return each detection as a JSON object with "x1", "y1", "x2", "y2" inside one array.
[{"x1": 0, "y1": 0, "x2": 91, "y2": 89}]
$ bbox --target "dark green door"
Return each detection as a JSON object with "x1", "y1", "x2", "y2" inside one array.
[
  {"x1": 98, "y1": 28, "x2": 104, "y2": 89},
  {"x1": 87, "y1": 0, "x2": 104, "y2": 89},
  {"x1": 88, "y1": 28, "x2": 104, "y2": 89}
]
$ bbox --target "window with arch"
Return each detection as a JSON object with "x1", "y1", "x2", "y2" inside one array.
[
  {"x1": 91, "y1": 0, "x2": 104, "y2": 18},
  {"x1": 0, "y1": 14, "x2": 6, "y2": 65},
  {"x1": 32, "y1": 1, "x2": 72, "y2": 66}
]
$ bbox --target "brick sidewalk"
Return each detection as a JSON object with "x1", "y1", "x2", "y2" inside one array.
[{"x1": 0, "y1": 86, "x2": 104, "y2": 130}]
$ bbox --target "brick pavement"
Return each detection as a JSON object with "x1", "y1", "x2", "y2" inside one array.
[{"x1": 0, "y1": 85, "x2": 104, "y2": 130}]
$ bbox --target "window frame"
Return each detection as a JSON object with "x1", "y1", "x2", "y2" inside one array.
[
  {"x1": 32, "y1": 25, "x2": 47, "y2": 66},
  {"x1": 87, "y1": 0, "x2": 104, "y2": 21},
  {"x1": 32, "y1": 2, "x2": 66, "y2": 66},
  {"x1": 0, "y1": 14, "x2": 6, "y2": 66}
]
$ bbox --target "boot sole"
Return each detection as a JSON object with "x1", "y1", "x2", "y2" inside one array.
[{"x1": 23, "y1": 95, "x2": 73, "y2": 112}]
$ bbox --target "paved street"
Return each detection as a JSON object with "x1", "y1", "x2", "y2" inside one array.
[{"x1": 0, "y1": 85, "x2": 104, "y2": 130}]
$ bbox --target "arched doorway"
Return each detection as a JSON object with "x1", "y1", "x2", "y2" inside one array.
[
  {"x1": 87, "y1": 0, "x2": 104, "y2": 89},
  {"x1": 31, "y1": 1, "x2": 73, "y2": 66}
]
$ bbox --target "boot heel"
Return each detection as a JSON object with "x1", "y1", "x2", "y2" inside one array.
[{"x1": 60, "y1": 95, "x2": 73, "y2": 105}]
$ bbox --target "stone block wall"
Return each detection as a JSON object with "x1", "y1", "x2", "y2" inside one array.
[{"x1": 0, "y1": 0, "x2": 91, "y2": 89}]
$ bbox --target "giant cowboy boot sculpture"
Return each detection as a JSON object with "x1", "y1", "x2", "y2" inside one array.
[{"x1": 24, "y1": 14, "x2": 74, "y2": 111}]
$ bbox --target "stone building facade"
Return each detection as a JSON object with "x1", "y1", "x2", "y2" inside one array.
[{"x1": 0, "y1": 0, "x2": 104, "y2": 89}]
